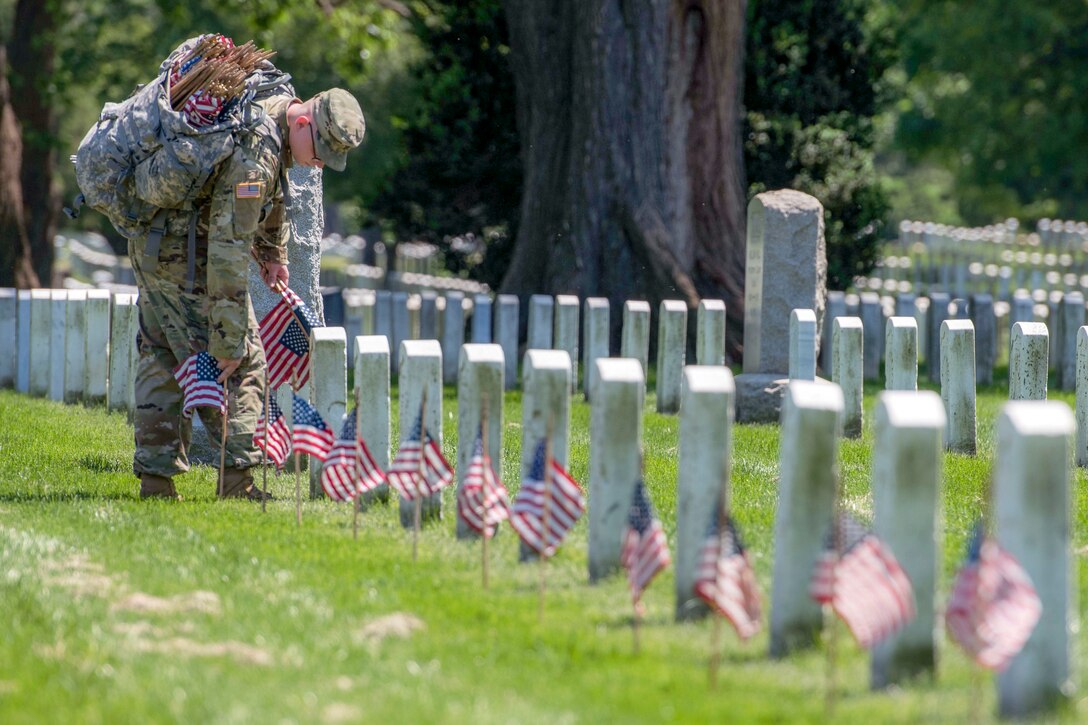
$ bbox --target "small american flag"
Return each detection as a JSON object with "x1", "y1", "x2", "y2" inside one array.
[
  {"x1": 387, "y1": 403, "x2": 454, "y2": 501},
  {"x1": 620, "y1": 478, "x2": 671, "y2": 608},
  {"x1": 810, "y1": 512, "x2": 916, "y2": 649},
  {"x1": 509, "y1": 438, "x2": 585, "y2": 558},
  {"x1": 254, "y1": 394, "x2": 291, "y2": 468},
  {"x1": 291, "y1": 394, "x2": 334, "y2": 461},
  {"x1": 173, "y1": 351, "x2": 227, "y2": 418},
  {"x1": 320, "y1": 412, "x2": 386, "y2": 502},
  {"x1": 456, "y1": 426, "x2": 511, "y2": 538},
  {"x1": 235, "y1": 181, "x2": 262, "y2": 199},
  {"x1": 946, "y1": 523, "x2": 1042, "y2": 671},
  {"x1": 693, "y1": 507, "x2": 762, "y2": 639},
  {"x1": 259, "y1": 287, "x2": 322, "y2": 391}
]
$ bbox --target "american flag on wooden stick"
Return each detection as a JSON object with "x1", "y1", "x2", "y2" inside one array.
[
  {"x1": 254, "y1": 394, "x2": 290, "y2": 468},
  {"x1": 320, "y1": 412, "x2": 386, "y2": 502},
  {"x1": 621, "y1": 478, "x2": 671, "y2": 609},
  {"x1": 173, "y1": 351, "x2": 227, "y2": 418},
  {"x1": 387, "y1": 403, "x2": 453, "y2": 501},
  {"x1": 693, "y1": 507, "x2": 762, "y2": 640},
  {"x1": 809, "y1": 512, "x2": 916, "y2": 649},
  {"x1": 290, "y1": 394, "x2": 334, "y2": 461},
  {"x1": 259, "y1": 287, "x2": 322, "y2": 391},
  {"x1": 946, "y1": 522, "x2": 1042, "y2": 671},
  {"x1": 509, "y1": 438, "x2": 585, "y2": 558},
  {"x1": 456, "y1": 425, "x2": 511, "y2": 538}
]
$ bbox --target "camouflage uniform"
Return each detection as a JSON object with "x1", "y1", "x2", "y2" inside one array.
[{"x1": 130, "y1": 95, "x2": 294, "y2": 478}]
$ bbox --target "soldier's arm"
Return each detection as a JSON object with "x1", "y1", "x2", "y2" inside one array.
[{"x1": 205, "y1": 146, "x2": 274, "y2": 360}]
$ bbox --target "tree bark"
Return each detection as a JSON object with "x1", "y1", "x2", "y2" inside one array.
[
  {"x1": 0, "y1": 46, "x2": 39, "y2": 288},
  {"x1": 8, "y1": 0, "x2": 60, "y2": 287},
  {"x1": 501, "y1": 0, "x2": 747, "y2": 357}
]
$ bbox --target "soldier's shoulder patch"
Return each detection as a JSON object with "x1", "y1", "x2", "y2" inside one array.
[{"x1": 236, "y1": 181, "x2": 263, "y2": 199}]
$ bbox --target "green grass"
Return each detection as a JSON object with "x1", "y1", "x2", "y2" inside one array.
[{"x1": 0, "y1": 374, "x2": 1086, "y2": 724}]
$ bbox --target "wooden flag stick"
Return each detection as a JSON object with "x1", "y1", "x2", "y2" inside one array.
[
  {"x1": 413, "y1": 388, "x2": 429, "y2": 562},
  {"x1": 294, "y1": 449, "x2": 302, "y2": 527},
  {"x1": 218, "y1": 391, "x2": 230, "y2": 498},
  {"x1": 480, "y1": 395, "x2": 492, "y2": 591},
  {"x1": 539, "y1": 415, "x2": 554, "y2": 623},
  {"x1": 261, "y1": 371, "x2": 269, "y2": 514}
]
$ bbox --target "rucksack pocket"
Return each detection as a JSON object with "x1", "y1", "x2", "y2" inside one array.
[{"x1": 134, "y1": 129, "x2": 235, "y2": 209}]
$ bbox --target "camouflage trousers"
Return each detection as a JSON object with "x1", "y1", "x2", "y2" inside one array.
[{"x1": 129, "y1": 230, "x2": 266, "y2": 477}]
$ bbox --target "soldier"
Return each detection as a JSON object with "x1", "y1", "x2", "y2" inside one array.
[{"x1": 132, "y1": 87, "x2": 365, "y2": 500}]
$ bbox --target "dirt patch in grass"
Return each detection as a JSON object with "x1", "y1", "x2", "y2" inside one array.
[
  {"x1": 355, "y1": 612, "x2": 425, "y2": 645},
  {"x1": 130, "y1": 636, "x2": 274, "y2": 666},
  {"x1": 322, "y1": 703, "x2": 362, "y2": 722},
  {"x1": 112, "y1": 590, "x2": 222, "y2": 616},
  {"x1": 43, "y1": 554, "x2": 120, "y2": 598}
]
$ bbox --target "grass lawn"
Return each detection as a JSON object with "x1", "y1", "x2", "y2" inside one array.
[{"x1": 0, "y1": 372, "x2": 1085, "y2": 724}]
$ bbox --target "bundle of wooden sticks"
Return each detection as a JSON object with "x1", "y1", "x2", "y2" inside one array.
[{"x1": 168, "y1": 36, "x2": 276, "y2": 112}]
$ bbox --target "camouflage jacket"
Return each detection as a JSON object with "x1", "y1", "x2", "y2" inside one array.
[{"x1": 166, "y1": 94, "x2": 295, "y2": 359}]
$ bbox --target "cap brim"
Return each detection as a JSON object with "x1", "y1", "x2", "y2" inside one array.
[{"x1": 315, "y1": 135, "x2": 347, "y2": 171}]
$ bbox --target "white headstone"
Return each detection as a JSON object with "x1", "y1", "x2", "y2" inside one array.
[
  {"x1": 871, "y1": 391, "x2": 946, "y2": 688},
  {"x1": 374, "y1": 290, "x2": 393, "y2": 340},
  {"x1": 419, "y1": 291, "x2": 437, "y2": 340},
  {"x1": 108, "y1": 294, "x2": 137, "y2": 412},
  {"x1": 589, "y1": 357, "x2": 645, "y2": 581},
  {"x1": 582, "y1": 297, "x2": 610, "y2": 400},
  {"x1": 859, "y1": 292, "x2": 883, "y2": 382},
  {"x1": 970, "y1": 293, "x2": 995, "y2": 386},
  {"x1": 309, "y1": 327, "x2": 347, "y2": 498},
  {"x1": 398, "y1": 339, "x2": 445, "y2": 526},
  {"x1": 83, "y1": 290, "x2": 111, "y2": 403},
  {"x1": 62, "y1": 290, "x2": 88, "y2": 403},
  {"x1": 0, "y1": 289, "x2": 15, "y2": 387},
  {"x1": 519, "y1": 349, "x2": 572, "y2": 561},
  {"x1": 355, "y1": 335, "x2": 390, "y2": 503},
  {"x1": 821, "y1": 291, "x2": 845, "y2": 372},
  {"x1": 696, "y1": 299, "x2": 726, "y2": 367},
  {"x1": 1058, "y1": 292, "x2": 1084, "y2": 391},
  {"x1": 441, "y1": 291, "x2": 465, "y2": 384},
  {"x1": 494, "y1": 295, "x2": 519, "y2": 390},
  {"x1": 391, "y1": 291, "x2": 410, "y2": 376},
  {"x1": 1077, "y1": 327, "x2": 1088, "y2": 467},
  {"x1": 884, "y1": 316, "x2": 918, "y2": 391},
  {"x1": 471, "y1": 294, "x2": 492, "y2": 343},
  {"x1": 554, "y1": 295, "x2": 580, "y2": 393},
  {"x1": 620, "y1": 300, "x2": 651, "y2": 373},
  {"x1": 28, "y1": 289, "x2": 51, "y2": 397},
  {"x1": 656, "y1": 300, "x2": 687, "y2": 413},
  {"x1": 788, "y1": 308, "x2": 817, "y2": 381},
  {"x1": 675, "y1": 366, "x2": 734, "y2": 619},
  {"x1": 941, "y1": 320, "x2": 976, "y2": 454},
  {"x1": 527, "y1": 294, "x2": 554, "y2": 350},
  {"x1": 15, "y1": 290, "x2": 31, "y2": 393},
  {"x1": 927, "y1": 292, "x2": 950, "y2": 383},
  {"x1": 48, "y1": 290, "x2": 68, "y2": 402},
  {"x1": 832, "y1": 317, "x2": 864, "y2": 438},
  {"x1": 456, "y1": 343, "x2": 505, "y2": 539},
  {"x1": 770, "y1": 381, "x2": 844, "y2": 657},
  {"x1": 743, "y1": 190, "x2": 826, "y2": 374},
  {"x1": 1009, "y1": 322, "x2": 1048, "y2": 401},
  {"x1": 994, "y1": 401, "x2": 1075, "y2": 718}
]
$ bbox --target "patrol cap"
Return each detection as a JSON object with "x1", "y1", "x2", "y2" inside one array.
[{"x1": 312, "y1": 88, "x2": 365, "y2": 171}]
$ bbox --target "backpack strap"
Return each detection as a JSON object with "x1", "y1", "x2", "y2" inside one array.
[{"x1": 143, "y1": 208, "x2": 171, "y2": 272}]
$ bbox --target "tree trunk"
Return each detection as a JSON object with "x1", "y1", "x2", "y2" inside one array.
[
  {"x1": 0, "y1": 46, "x2": 39, "y2": 289},
  {"x1": 501, "y1": 0, "x2": 747, "y2": 358},
  {"x1": 8, "y1": 0, "x2": 60, "y2": 287}
]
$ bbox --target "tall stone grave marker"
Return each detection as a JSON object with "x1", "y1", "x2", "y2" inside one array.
[
  {"x1": 527, "y1": 294, "x2": 554, "y2": 350},
  {"x1": 832, "y1": 316, "x2": 864, "y2": 438},
  {"x1": 620, "y1": 300, "x2": 651, "y2": 373},
  {"x1": 554, "y1": 295, "x2": 580, "y2": 393},
  {"x1": 456, "y1": 343, "x2": 505, "y2": 539},
  {"x1": 84, "y1": 290, "x2": 111, "y2": 403},
  {"x1": 48, "y1": 290, "x2": 68, "y2": 402},
  {"x1": 398, "y1": 340, "x2": 444, "y2": 526},
  {"x1": 355, "y1": 335, "x2": 390, "y2": 503},
  {"x1": 884, "y1": 316, "x2": 918, "y2": 391},
  {"x1": 1009, "y1": 322, "x2": 1048, "y2": 401},
  {"x1": 696, "y1": 299, "x2": 726, "y2": 366},
  {"x1": 309, "y1": 327, "x2": 347, "y2": 498},
  {"x1": 941, "y1": 320, "x2": 976, "y2": 454},
  {"x1": 739, "y1": 191, "x2": 826, "y2": 422},
  {"x1": 16, "y1": 290, "x2": 31, "y2": 393},
  {"x1": 788, "y1": 308, "x2": 817, "y2": 381},
  {"x1": 655, "y1": 300, "x2": 687, "y2": 412},
  {"x1": 582, "y1": 298, "x2": 610, "y2": 400},
  {"x1": 494, "y1": 295, "x2": 519, "y2": 390},
  {"x1": 441, "y1": 291, "x2": 465, "y2": 384},
  {"x1": 0, "y1": 289, "x2": 14, "y2": 387}
]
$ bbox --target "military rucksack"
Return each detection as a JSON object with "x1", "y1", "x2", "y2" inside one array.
[{"x1": 66, "y1": 35, "x2": 294, "y2": 239}]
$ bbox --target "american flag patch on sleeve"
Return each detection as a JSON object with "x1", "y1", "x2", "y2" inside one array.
[{"x1": 235, "y1": 181, "x2": 263, "y2": 199}]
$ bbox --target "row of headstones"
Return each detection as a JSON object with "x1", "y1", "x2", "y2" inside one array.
[
  {"x1": 342, "y1": 289, "x2": 727, "y2": 412},
  {"x1": 0, "y1": 288, "x2": 138, "y2": 412},
  {"x1": 301, "y1": 327, "x2": 1073, "y2": 718},
  {"x1": 825, "y1": 288, "x2": 1088, "y2": 391}
]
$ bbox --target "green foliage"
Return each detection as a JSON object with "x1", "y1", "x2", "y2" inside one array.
[
  {"x1": 745, "y1": 0, "x2": 894, "y2": 289},
  {"x1": 895, "y1": 1, "x2": 1088, "y2": 224},
  {"x1": 370, "y1": 0, "x2": 520, "y2": 287}
]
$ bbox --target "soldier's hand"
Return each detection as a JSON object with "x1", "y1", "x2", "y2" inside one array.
[
  {"x1": 261, "y1": 262, "x2": 290, "y2": 291},
  {"x1": 215, "y1": 357, "x2": 242, "y2": 384}
]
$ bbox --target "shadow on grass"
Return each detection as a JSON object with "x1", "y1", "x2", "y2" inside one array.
[{"x1": 0, "y1": 490, "x2": 136, "y2": 503}]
